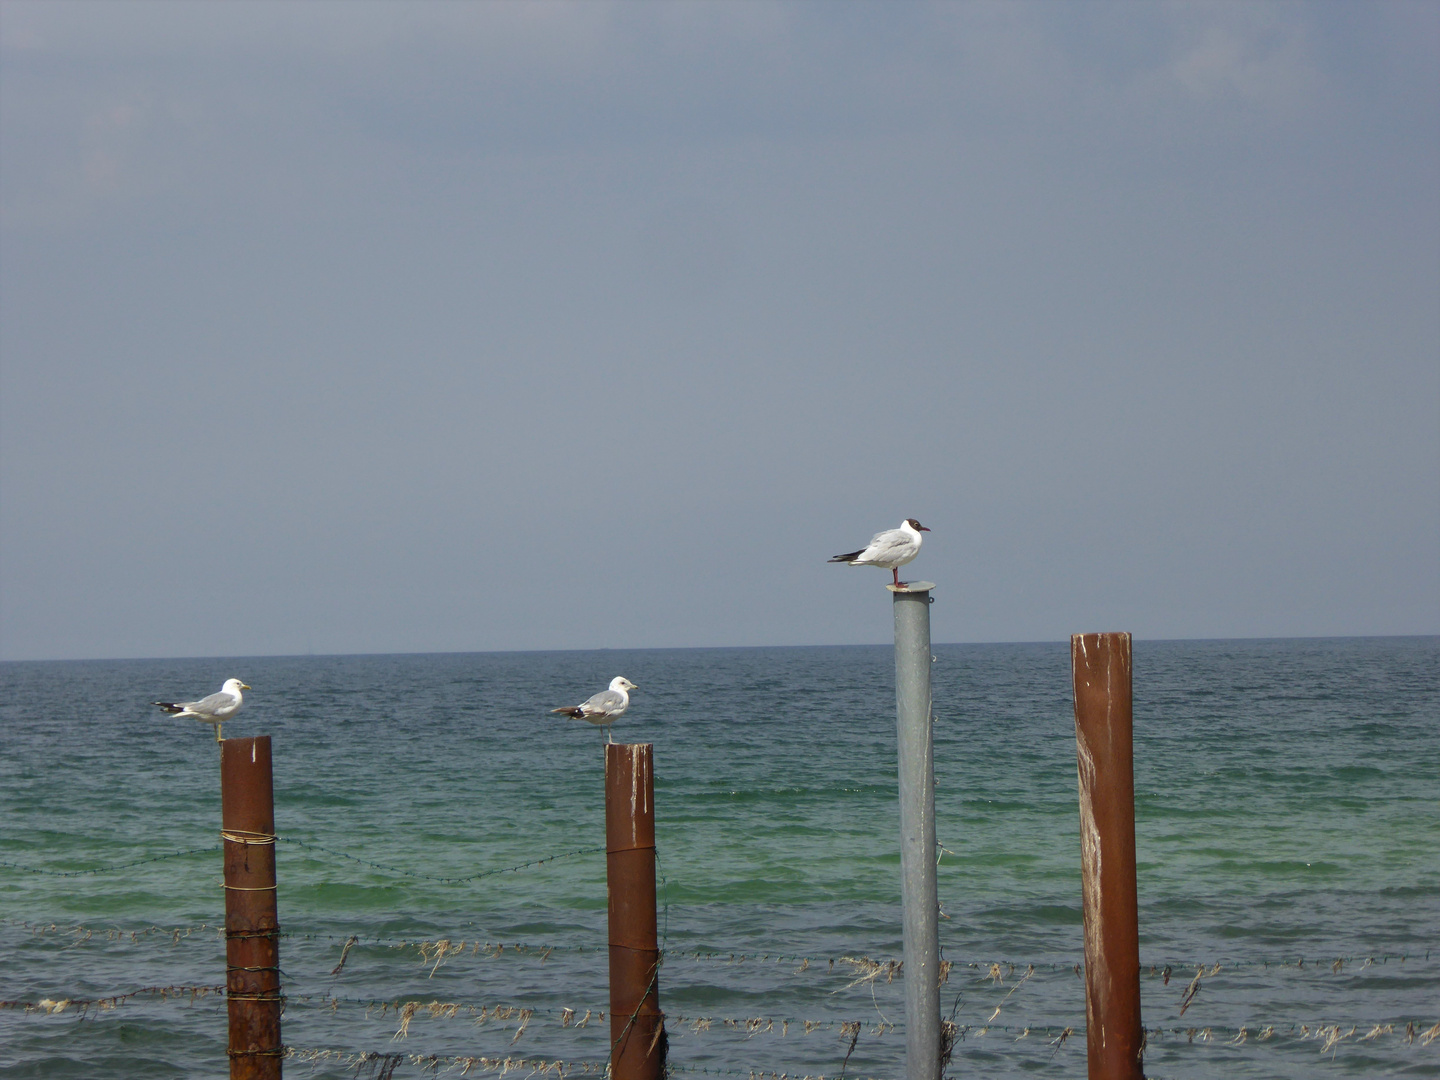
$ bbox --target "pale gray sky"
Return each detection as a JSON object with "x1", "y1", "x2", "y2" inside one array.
[{"x1": 1, "y1": 0, "x2": 1436, "y2": 661}]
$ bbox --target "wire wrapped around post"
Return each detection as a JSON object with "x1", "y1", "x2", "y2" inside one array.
[
  {"x1": 221, "y1": 736, "x2": 283, "y2": 1079},
  {"x1": 606, "y1": 742, "x2": 665, "y2": 1080}
]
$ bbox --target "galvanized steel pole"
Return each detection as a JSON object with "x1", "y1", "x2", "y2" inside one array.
[
  {"x1": 606, "y1": 743, "x2": 665, "y2": 1080},
  {"x1": 220, "y1": 736, "x2": 283, "y2": 1080},
  {"x1": 893, "y1": 582, "x2": 940, "y2": 1080},
  {"x1": 1072, "y1": 633, "x2": 1144, "y2": 1080}
]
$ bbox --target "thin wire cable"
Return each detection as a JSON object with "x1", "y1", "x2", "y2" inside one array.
[
  {"x1": 9, "y1": 985, "x2": 1434, "y2": 1052},
  {"x1": 0, "y1": 847, "x2": 221, "y2": 876},
  {"x1": 276, "y1": 836, "x2": 605, "y2": 883},
  {"x1": 5, "y1": 917, "x2": 1431, "y2": 976}
]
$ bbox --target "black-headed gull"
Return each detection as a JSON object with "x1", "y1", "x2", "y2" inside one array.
[
  {"x1": 551, "y1": 676, "x2": 638, "y2": 743},
  {"x1": 154, "y1": 677, "x2": 249, "y2": 743},
  {"x1": 829, "y1": 518, "x2": 931, "y2": 587}
]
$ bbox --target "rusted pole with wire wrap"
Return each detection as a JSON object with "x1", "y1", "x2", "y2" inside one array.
[
  {"x1": 221, "y1": 736, "x2": 283, "y2": 1079},
  {"x1": 1072, "y1": 633, "x2": 1144, "y2": 1080},
  {"x1": 606, "y1": 742, "x2": 665, "y2": 1080}
]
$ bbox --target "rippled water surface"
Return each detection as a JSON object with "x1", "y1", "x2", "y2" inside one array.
[{"x1": 2, "y1": 638, "x2": 1437, "y2": 1078}]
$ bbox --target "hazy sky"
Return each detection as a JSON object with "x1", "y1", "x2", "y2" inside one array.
[{"x1": 1, "y1": 0, "x2": 1436, "y2": 661}]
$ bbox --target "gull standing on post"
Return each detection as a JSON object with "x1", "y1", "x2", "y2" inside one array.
[
  {"x1": 153, "y1": 678, "x2": 250, "y2": 743},
  {"x1": 829, "y1": 519, "x2": 931, "y2": 587},
  {"x1": 551, "y1": 677, "x2": 638, "y2": 743}
]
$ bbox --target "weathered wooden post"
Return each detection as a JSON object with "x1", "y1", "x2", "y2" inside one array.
[
  {"x1": 221, "y1": 736, "x2": 283, "y2": 1079},
  {"x1": 893, "y1": 581, "x2": 941, "y2": 1080},
  {"x1": 1072, "y1": 633, "x2": 1143, "y2": 1080},
  {"x1": 606, "y1": 743, "x2": 665, "y2": 1080}
]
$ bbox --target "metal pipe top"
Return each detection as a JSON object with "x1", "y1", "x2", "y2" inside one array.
[{"x1": 887, "y1": 581, "x2": 936, "y2": 594}]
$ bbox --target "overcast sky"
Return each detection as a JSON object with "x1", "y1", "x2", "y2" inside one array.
[{"x1": 1, "y1": 0, "x2": 1436, "y2": 662}]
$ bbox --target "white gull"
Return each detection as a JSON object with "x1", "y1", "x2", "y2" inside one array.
[
  {"x1": 550, "y1": 676, "x2": 637, "y2": 743},
  {"x1": 154, "y1": 678, "x2": 249, "y2": 743},
  {"x1": 829, "y1": 518, "x2": 931, "y2": 587}
]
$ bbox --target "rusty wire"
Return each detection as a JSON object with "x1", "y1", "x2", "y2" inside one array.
[
  {"x1": 8, "y1": 918, "x2": 1429, "y2": 981},
  {"x1": 1, "y1": 984, "x2": 225, "y2": 1016},
  {"x1": 13, "y1": 981, "x2": 1434, "y2": 1053}
]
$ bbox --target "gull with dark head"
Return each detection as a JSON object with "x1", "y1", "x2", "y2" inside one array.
[
  {"x1": 550, "y1": 677, "x2": 638, "y2": 743},
  {"x1": 829, "y1": 518, "x2": 931, "y2": 587},
  {"x1": 154, "y1": 678, "x2": 250, "y2": 743}
]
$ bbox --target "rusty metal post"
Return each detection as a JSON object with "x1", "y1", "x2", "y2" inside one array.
[
  {"x1": 1072, "y1": 633, "x2": 1143, "y2": 1080},
  {"x1": 606, "y1": 743, "x2": 665, "y2": 1080},
  {"x1": 221, "y1": 736, "x2": 283, "y2": 1079}
]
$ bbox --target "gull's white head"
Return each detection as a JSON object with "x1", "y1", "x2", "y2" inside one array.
[
  {"x1": 610, "y1": 677, "x2": 638, "y2": 692},
  {"x1": 904, "y1": 519, "x2": 931, "y2": 533},
  {"x1": 224, "y1": 678, "x2": 251, "y2": 695}
]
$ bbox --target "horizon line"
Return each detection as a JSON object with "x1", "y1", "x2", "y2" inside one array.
[{"x1": 2, "y1": 632, "x2": 1436, "y2": 665}]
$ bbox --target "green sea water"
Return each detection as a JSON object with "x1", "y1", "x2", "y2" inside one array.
[{"x1": 1, "y1": 637, "x2": 1437, "y2": 1078}]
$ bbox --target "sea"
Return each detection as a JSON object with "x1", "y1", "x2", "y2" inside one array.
[{"x1": 1, "y1": 637, "x2": 1436, "y2": 1079}]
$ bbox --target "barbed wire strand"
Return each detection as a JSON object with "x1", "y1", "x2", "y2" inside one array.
[
  {"x1": 9, "y1": 983, "x2": 1436, "y2": 1053},
  {"x1": 276, "y1": 837, "x2": 606, "y2": 884},
  {"x1": 1, "y1": 985, "x2": 225, "y2": 1016},
  {"x1": 274, "y1": 1020, "x2": 1440, "y2": 1078},
  {"x1": 0, "y1": 838, "x2": 605, "y2": 885},
  {"x1": 283, "y1": 1047, "x2": 906, "y2": 1080},
  {"x1": 7, "y1": 846, "x2": 1435, "y2": 1063},
  {"x1": 0, "y1": 847, "x2": 221, "y2": 877},
  {"x1": 6, "y1": 919, "x2": 1431, "y2": 979}
]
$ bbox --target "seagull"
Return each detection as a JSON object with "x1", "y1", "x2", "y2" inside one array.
[
  {"x1": 154, "y1": 678, "x2": 249, "y2": 743},
  {"x1": 550, "y1": 677, "x2": 637, "y2": 743},
  {"x1": 829, "y1": 518, "x2": 931, "y2": 587}
]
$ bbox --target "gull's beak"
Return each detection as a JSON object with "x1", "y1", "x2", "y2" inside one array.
[
  {"x1": 241, "y1": 683, "x2": 252, "y2": 690},
  {"x1": 919, "y1": 526, "x2": 931, "y2": 532}
]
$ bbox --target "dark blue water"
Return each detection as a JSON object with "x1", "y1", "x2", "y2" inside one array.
[{"x1": 2, "y1": 638, "x2": 1437, "y2": 1078}]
